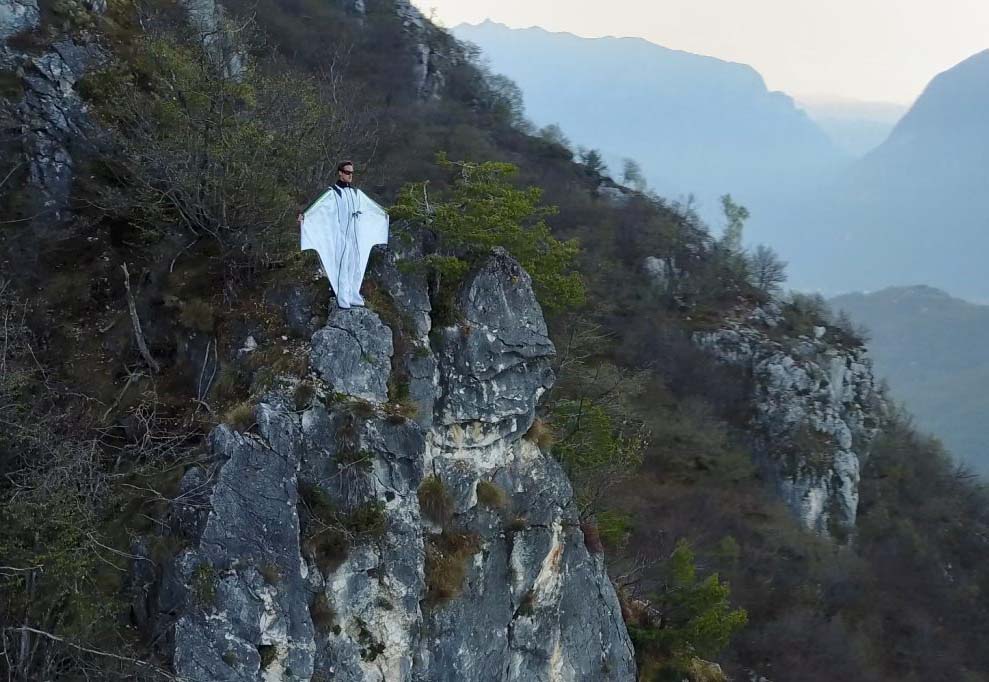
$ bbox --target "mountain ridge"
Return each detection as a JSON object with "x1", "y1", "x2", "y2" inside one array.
[
  {"x1": 453, "y1": 19, "x2": 845, "y2": 227},
  {"x1": 748, "y1": 46, "x2": 989, "y2": 299},
  {"x1": 831, "y1": 284, "x2": 989, "y2": 474}
]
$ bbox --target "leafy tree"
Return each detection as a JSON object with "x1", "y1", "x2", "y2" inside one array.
[
  {"x1": 578, "y1": 148, "x2": 608, "y2": 177},
  {"x1": 538, "y1": 123, "x2": 572, "y2": 150},
  {"x1": 747, "y1": 244, "x2": 787, "y2": 293},
  {"x1": 483, "y1": 72, "x2": 529, "y2": 130},
  {"x1": 461, "y1": 44, "x2": 529, "y2": 130},
  {"x1": 547, "y1": 319, "x2": 649, "y2": 514},
  {"x1": 391, "y1": 154, "x2": 584, "y2": 312},
  {"x1": 622, "y1": 158, "x2": 648, "y2": 191},
  {"x1": 718, "y1": 194, "x2": 749, "y2": 253},
  {"x1": 84, "y1": 27, "x2": 373, "y2": 263}
]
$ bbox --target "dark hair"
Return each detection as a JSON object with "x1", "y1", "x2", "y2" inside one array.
[{"x1": 337, "y1": 160, "x2": 354, "y2": 172}]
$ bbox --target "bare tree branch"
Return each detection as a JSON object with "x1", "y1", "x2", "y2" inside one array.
[{"x1": 121, "y1": 264, "x2": 161, "y2": 374}]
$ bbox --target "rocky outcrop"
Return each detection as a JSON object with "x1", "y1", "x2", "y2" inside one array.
[
  {"x1": 0, "y1": 0, "x2": 38, "y2": 40},
  {"x1": 392, "y1": 0, "x2": 444, "y2": 99},
  {"x1": 311, "y1": 307, "x2": 395, "y2": 403},
  {"x1": 1, "y1": 0, "x2": 103, "y2": 223},
  {"x1": 13, "y1": 40, "x2": 101, "y2": 219},
  {"x1": 695, "y1": 302, "x2": 886, "y2": 537},
  {"x1": 178, "y1": 0, "x2": 244, "y2": 77},
  {"x1": 144, "y1": 249, "x2": 636, "y2": 680}
]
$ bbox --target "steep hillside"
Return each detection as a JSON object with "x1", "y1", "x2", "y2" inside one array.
[
  {"x1": 453, "y1": 20, "x2": 845, "y2": 225},
  {"x1": 832, "y1": 285, "x2": 989, "y2": 475}
]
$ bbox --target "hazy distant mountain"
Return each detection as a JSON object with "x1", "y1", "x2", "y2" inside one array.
[
  {"x1": 454, "y1": 20, "x2": 846, "y2": 226},
  {"x1": 796, "y1": 95, "x2": 906, "y2": 157},
  {"x1": 777, "y1": 50, "x2": 989, "y2": 300},
  {"x1": 831, "y1": 285, "x2": 989, "y2": 474}
]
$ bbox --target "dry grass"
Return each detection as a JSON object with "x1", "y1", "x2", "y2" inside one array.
[
  {"x1": 179, "y1": 298, "x2": 216, "y2": 333},
  {"x1": 310, "y1": 592, "x2": 337, "y2": 634},
  {"x1": 476, "y1": 480, "x2": 507, "y2": 510},
  {"x1": 418, "y1": 475, "x2": 453, "y2": 525},
  {"x1": 212, "y1": 365, "x2": 249, "y2": 403},
  {"x1": 524, "y1": 418, "x2": 555, "y2": 450},
  {"x1": 505, "y1": 515, "x2": 528, "y2": 533},
  {"x1": 260, "y1": 562, "x2": 282, "y2": 584},
  {"x1": 424, "y1": 530, "x2": 482, "y2": 605},
  {"x1": 686, "y1": 658, "x2": 728, "y2": 682},
  {"x1": 224, "y1": 402, "x2": 254, "y2": 432},
  {"x1": 580, "y1": 518, "x2": 604, "y2": 554}
]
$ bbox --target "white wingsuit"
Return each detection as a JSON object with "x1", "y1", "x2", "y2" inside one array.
[{"x1": 300, "y1": 183, "x2": 390, "y2": 308}]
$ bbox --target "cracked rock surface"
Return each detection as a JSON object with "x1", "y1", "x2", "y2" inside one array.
[
  {"x1": 0, "y1": 0, "x2": 38, "y2": 40},
  {"x1": 146, "y1": 249, "x2": 636, "y2": 680},
  {"x1": 311, "y1": 307, "x2": 395, "y2": 403}
]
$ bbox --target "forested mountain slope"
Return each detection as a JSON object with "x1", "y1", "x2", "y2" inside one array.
[
  {"x1": 1, "y1": 1, "x2": 988, "y2": 681},
  {"x1": 832, "y1": 285, "x2": 989, "y2": 475}
]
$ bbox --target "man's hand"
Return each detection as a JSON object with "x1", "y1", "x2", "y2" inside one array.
[{"x1": 297, "y1": 211, "x2": 305, "y2": 225}]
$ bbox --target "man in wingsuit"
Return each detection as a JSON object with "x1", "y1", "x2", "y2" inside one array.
[{"x1": 298, "y1": 161, "x2": 390, "y2": 308}]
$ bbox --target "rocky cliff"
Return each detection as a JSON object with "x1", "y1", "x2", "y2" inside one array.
[
  {"x1": 134, "y1": 248, "x2": 636, "y2": 681},
  {"x1": 0, "y1": 0, "x2": 103, "y2": 227},
  {"x1": 695, "y1": 302, "x2": 886, "y2": 537}
]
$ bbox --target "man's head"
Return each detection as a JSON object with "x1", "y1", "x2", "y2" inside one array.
[{"x1": 337, "y1": 160, "x2": 355, "y2": 184}]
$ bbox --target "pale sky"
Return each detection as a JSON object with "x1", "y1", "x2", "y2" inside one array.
[{"x1": 412, "y1": 0, "x2": 989, "y2": 105}]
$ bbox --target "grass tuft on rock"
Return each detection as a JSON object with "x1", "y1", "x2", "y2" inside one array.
[
  {"x1": 192, "y1": 562, "x2": 217, "y2": 607},
  {"x1": 418, "y1": 475, "x2": 453, "y2": 525},
  {"x1": 524, "y1": 418, "x2": 555, "y2": 449},
  {"x1": 293, "y1": 381, "x2": 315, "y2": 410},
  {"x1": 310, "y1": 592, "x2": 337, "y2": 633},
  {"x1": 476, "y1": 480, "x2": 507, "y2": 509},
  {"x1": 424, "y1": 530, "x2": 482, "y2": 605},
  {"x1": 258, "y1": 644, "x2": 277, "y2": 670},
  {"x1": 224, "y1": 402, "x2": 254, "y2": 432},
  {"x1": 299, "y1": 481, "x2": 387, "y2": 573}
]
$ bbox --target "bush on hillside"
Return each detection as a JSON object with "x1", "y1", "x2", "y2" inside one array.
[{"x1": 391, "y1": 154, "x2": 585, "y2": 313}]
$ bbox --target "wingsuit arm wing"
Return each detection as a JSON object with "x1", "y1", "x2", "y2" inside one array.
[
  {"x1": 300, "y1": 189, "x2": 341, "y2": 296},
  {"x1": 355, "y1": 191, "x2": 390, "y2": 276}
]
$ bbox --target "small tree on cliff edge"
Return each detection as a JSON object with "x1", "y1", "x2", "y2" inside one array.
[
  {"x1": 391, "y1": 153, "x2": 585, "y2": 313},
  {"x1": 718, "y1": 194, "x2": 749, "y2": 253},
  {"x1": 630, "y1": 539, "x2": 748, "y2": 679}
]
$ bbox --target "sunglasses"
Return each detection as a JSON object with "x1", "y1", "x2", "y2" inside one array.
[{"x1": 340, "y1": 169, "x2": 354, "y2": 176}]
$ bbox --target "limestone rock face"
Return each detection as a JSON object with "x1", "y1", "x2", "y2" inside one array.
[
  {"x1": 389, "y1": 0, "x2": 458, "y2": 100},
  {"x1": 149, "y1": 249, "x2": 637, "y2": 681},
  {"x1": 178, "y1": 0, "x2": 244, "y2": 76},
  {"x1": 0, "y1": 0, "x2": 39, "y2": 40},
  {"x1": 311, "y1": 307, "x2": 395, "y2": 403},
  {"x1": 173, "y1": 415, "x2": 316, "y2": 681},
  {"x1": 695, "y1": 302, "x2": 886, "y2": 537},
  {"x1": 434, "y1": 250, "x2": 556, "y2": 447},
  {"x1": 1, "y1": 35, "x2": 102, "y2": 224}
]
